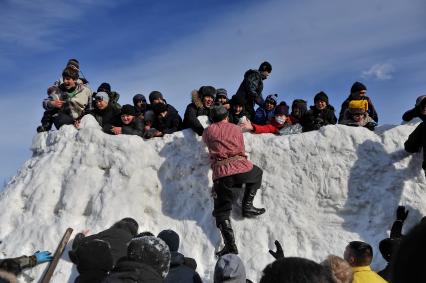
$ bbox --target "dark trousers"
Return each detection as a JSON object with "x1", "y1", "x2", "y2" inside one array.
[
  {"x1": 405, "y1": 122, "x2": 426, "y2": 169},
  {"x1": 212, "y1": 165, "x2": 263, "y2": 225},
  {"x1": 53, "y1": 112, "x2": 75, "y2": 129},
  {"x1": 40, "y1": 108, "x2": 60, "y2": 130}
]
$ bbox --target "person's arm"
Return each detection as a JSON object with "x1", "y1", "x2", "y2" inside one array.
[
  {"x1": 252, "y1": 123, "x2": 279, "y2": 134},
  {"x1": 367, "y1": 98, "x2": 378, "y2": 123},
  {"x1": 390, "y1": 206, "x2": 409, "y2": 238},
  {"x1": 402, "y1": 107, "x2": 418, "y2": 122},
  {"x1": 184, "y1": 105, "x2": 204, "y2": 136},
  {"x1": 0, "y1": 252, "x2": 52, "y2": 275},
  {"x1": 244, "y1": 72, "x2": 264, "y2": 107}
]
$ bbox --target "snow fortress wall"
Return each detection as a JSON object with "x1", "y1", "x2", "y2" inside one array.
[{"x1": 0, "y1": 115, "x2": 425, "y2": 282}]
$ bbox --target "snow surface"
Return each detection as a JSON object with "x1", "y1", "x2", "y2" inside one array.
[{"x1": 1, "y1": 115, "x2": 426, "y2": 282}]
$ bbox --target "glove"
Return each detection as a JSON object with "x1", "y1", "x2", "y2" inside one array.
[
  {"x1": 364, "y1": 122, "x2": 377, "y2": 131},
  {"x1": 396, "y1": 206, "x2": 409, "y2": 222},
  {"x1": 269, "y1": 240, "x2": 284, "y2": 260},
  {"x1": 33, "y1": 251, "x2": 53, "y2": 264}
]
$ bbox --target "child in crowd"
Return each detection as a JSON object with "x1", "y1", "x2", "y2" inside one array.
[
  {"x1": 241, "y1": 103, "x2": 292, "y2": 134},
  {"x1": 85, "y1": 92, "x2": 121, "y2": 133},
  {"x1": 228, "y1": 95, "x2": 249, "y2": 125},
  {"x1": 110, "y1": 105, "x2": 144, "y2": 137},
  {"x1": 303, "y1": 91, "x2": 337, "y2": 132},
  {"x1": 254, "y1": 94, "x2": 278, "y2": 125},
  {"x1": 339, "y1": 100, "x2": 377, "y2": 131}
]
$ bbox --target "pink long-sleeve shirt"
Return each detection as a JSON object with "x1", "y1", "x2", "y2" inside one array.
[{"x1": 202, "y1": 120, "x2": 253, "y2": 180}]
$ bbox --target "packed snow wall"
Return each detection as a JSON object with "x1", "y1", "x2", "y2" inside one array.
[{"x1": 0, "y1": 116, "x2": 425, "y2": 282}]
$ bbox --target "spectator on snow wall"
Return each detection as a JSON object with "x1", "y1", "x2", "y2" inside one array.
[
  {"x1": 303, "y1": 91, "x2": 337, "y2": 132},
  {"x1": 240, "y1": 103, "x2": 292, "y2": 134},
  {"x1": 110, "y1": 105, "x2": 144, "y2": 137},
  {"x1": 202, "y1": 105, "x2": 265, "y2": 257},
  {"x1": 103, "y1": 236, "x2": 170, "y2": 283},
  {"x1": 253, "y1": 94, "x2": 278, "y2": 125},
  {"x1": 157, "y1": 229, "x2": 202, "y2": 283},
  {"x1": 150, "y1": 102, "x2": 183, "y2": 138},
  {"x1": 235, "y1": 61, "x2": 272, "y2": 121},
  {"x1": 338, "y1": 81, "x2": 378, "y2": 123},
  {"x1": 228, "y1": 95, "x2": 249, "y2": 125},
  {"x1": 183, "y1": 86, "x2": 216, "y2": 136},
  {"x1": 214, "y1": 254, "x2": 253, "y2": 283},
  {"x1": 289, "y1": 99, "x2": 308, "y2": 124},
  {"x1": 402, "y1": 95, "x2": 426, "y2": 122},
  {"x1": 343, "y1": 241, "x2": 386, "y2": 283},
  {"x1": 339, "y1": 100, "x2": 377, "y2": 131},
  {"x1": 321, "y1": 255, "x2": 353, "y2": 283},
  {"x1": 215, "y1": 88, "x2": 230, "y2": 110},
  {"x1": 404, "y1": 119, "x2": 426, "y2": 176},
  {"x1": 133, "y1": 94, "x2": 149, "y2": 121},
  {"x1": 53, "y1": 58, "x2": 89, "y2": 88},
  {"x1": 94, "y1": 82, "x2": 121, "y2": 111},
  {"x1": 69, "y1": 218, "x2": 139, "y2": 266},
  {"x1": 81, "y1": 92, "x2": 121, "y2": 133},
  {"x1": 0, "y1": 251, "x2": 52, "y2": 279}
]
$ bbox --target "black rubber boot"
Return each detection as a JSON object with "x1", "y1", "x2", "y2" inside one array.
[
  {"x1": 242, "y1": 187, "x2": 265, "y2": 218},
  {"x1": 36, "y1": 123, "x2": 52, "y2": 133},
  {"x1": 216, "y1": 220, "x2": 238, "y2": 257}
]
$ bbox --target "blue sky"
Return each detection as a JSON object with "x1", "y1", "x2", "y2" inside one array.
[{"x1": 1, "y1": 0, "x2": 425, "y2": 186}]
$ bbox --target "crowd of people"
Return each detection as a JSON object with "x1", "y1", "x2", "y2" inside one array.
[{"x1": 0, "y1": 206, "x2": 424, "y2": 283}]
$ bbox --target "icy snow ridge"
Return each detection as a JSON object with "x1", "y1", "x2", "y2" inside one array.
[{"x1": 0, "y1": 115, "x2": 425, "y2": 282}]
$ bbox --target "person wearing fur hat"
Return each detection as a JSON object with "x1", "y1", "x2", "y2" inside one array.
[
  {"x1": 203, "y1": 105, "x2": 266, "y2": 257},
  {"x1": 339, "y1": 100, "x2": 377, "y2": 131},
  {"x1": 254, "y1": 94, "x2": 278, "y2": 125},
  {"x1": 338, "y1": 81, "x2": 378, "y2": 123},
  {"x1": 81, "y1": 92, "x2": 121, "y2": 133},
  {"x1": 241, "y1": 103, "x2": 292, "y2": 134},
  {"x1": 150, "y1": 102, "x2": 183, "y2": 138},
  {"x1": 235, "y1": 61, "x2": 272, "y2": 121},
  {"x1": 303, "y1": 91, "x2": 337, "y2": 132},
  {"x1": 183, "y1": 86, "x2": 217, "y2": 136},
  {"x1": 228, "y1": 95, "x2": 249, "y2": 125},
  {"x1": 110, "y1": 105, "x2": 144, "y2": 137},
  {"x1": 103, "y1": 236, "x2": 170, "y2": 283},
  {"x1": 402, "y1": 95, "x2": 426, "y2": 122},
  {"x1": 37, "y1": 67, "x2": 92, "y2": 131},
  {"x1": 215, "y1": 88, "x2": 230, "y2": 110}
]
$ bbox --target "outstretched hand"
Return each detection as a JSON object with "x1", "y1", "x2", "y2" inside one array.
[
  {"x1": 269, "y1": 240, "x2": 284, "y2": 260},
  {"x1": 396, "y1": 206, "x2": 409, "y2": 221},
  {"x1": 33, "y1": 251, "x2": 53, "y2": 264}
]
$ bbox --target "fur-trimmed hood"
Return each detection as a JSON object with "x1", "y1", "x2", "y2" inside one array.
[{"x1": 191, "y1": 89, "x2": 204, "y2": 109}]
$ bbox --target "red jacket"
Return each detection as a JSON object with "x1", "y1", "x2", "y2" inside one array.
[{"x1": 252, "y1": 118, "x2": 292, "y2": 134}]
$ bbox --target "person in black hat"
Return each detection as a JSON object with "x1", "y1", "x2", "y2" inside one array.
[
  {"x1": 203, "y1": 105, "x2": 266, "y2": 257},
  {"x1": 235, "y1": 61, "x2": 272, "y2": 121},
  {"x1": 228, "y1": 95, "x2": 249, "y2": 125},
  {"x1": 338, "y1": 81, "x2": 378, "y2": 123},
  {"x1": 149, "y1": 102, "x2": 183, "y2": 138},
  {"x1": 109, "y1": 105, "x2": 144, "y2": 137},
  {"x1": 303, "y1": 91, "x2": 337, "y2": 132},
  {"x1": 183, "y1": 86, "x2": 217, "y2": 136}
]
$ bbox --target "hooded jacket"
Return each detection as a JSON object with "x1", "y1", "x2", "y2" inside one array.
[
  {"x1": 164, "y1": 252, "x2": 202, "y2": 283},
  {"x1": 183, "y1": 90, "x2": 212, "y2": 136},
  {"x1": 214, "y1": 254, "x2": 247, "y2": 283}
]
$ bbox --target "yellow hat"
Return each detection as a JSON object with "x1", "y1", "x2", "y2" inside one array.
[{"x1": 348, "y1": 100, "x2": 368, "y2": 115}]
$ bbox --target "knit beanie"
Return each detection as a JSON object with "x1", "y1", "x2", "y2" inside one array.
[
  {"x1": 95, "y1": 92, "x2": 110, "y2": 103},
  {"x1": 152, "y1": 103, "x2": 168, "y2": 115},
  {"x1": 199, "y1": 86, "x2": 217, "y2": 99},
  {"x1": 265, "y1": 94, "x2": 278, "y2": 106},
  {"x1": 67, "y1": 58, "x2": 80, "y2": 70},
  {"x1": 157, "y1": 230, "x2": 180, "y2": 252},
  {"x1": 121, "y1": 104, "x2": 136, "y2": 116},
  {"x1": 216, "y1": 88, "x2": 228, "y2": 98},
  {"x1": 214, "y1": 254, "x2": 246, "y2": 283},
  {"x1": 314, "y1": 91, "x2": 329, "y2": 104},
  {"x1": 210, "y1": 105, "x2": 229, "y2": 122},
  {"x1": 97, "y1": 82, "x2": 111, "y2": 93},
  {"x1": 350, "y1": 81, "x2": 367, "y2": 94},
  {"x1": 274, "y1": 103, "x2": 289, "y2": 116},
  {"x1": 133, "y1": 94, "x2": 147, "y2": 105},
  {"x1": 127, "y1": 236, "x2": 171, "y2": 278},
  {"x1": 149, "y1": 91, "x2": 164, "y2": 104},
  {"x1": 259, "y1": 61, "x2": 272, "y2": 73},
  {"x1": 231, "y1": 95, "x2": 245, "y2": 107}
]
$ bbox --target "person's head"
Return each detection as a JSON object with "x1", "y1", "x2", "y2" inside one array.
[
  {"x1": 379, "y1": 238, "x2": 401, "y2": 263},
  {"x1": 265, "y1": 94, "x2": 278, "y2": 111},
  {"x1": 120, "y1": 105, "x2": 136, "y2": 125},
  {"x1": 260, "y1": 257, "x2": 334, "y2": 283},
  {"x1": 350, "y1": 81, "x2": 367, "y2": 98},
  {"x1": 199, "y1": 86, "x2": 216, "y2": 108},
  {"x1": 94, "y1": 92, "x2": 110, "y2": 110},
  {"x1": 291, "y1": 99, "x2": 308, "y2": 120},
  {"x1": 314, "y1": 91, "x2": 329, "y2": 110},
  {"x1": 157, "y1": 229, "x2": 180, "y2": 252},
  {"x1": 348, "y1": 100, "x2": 368, "y2": 122},
  {"x1": 214, "y1": 254, "x2": 246, "y2": 283},
  {"x1": 127, "y1": 236, "x2": 171, "y2": 278},
  {"x1": 274, "y1": 103, "x2": 289, "y2": 125},
  {"x1": 231, "y1": 95, "x2": 245, "y2": 115},
  {"x1": 343, "y1": 241, "x2": 373, "y2": 267},
  {"x1": 259, "y1": 61, "x2": 272, "y2": 80},
  {"x1": 149, "y1": 91, "x2": 165, "y2": 105},
  {"x1": 215, "y1": 88, "x2": 229, "y2": 105},
  {"x1": 415, "y1": 95, "x2": 426, "y2": 115},
  {"x1": 73, "y1": 239, "x2": 114, "y2": 274},
  {"x1": 152, "y1": 102, "x2": 168, "y2": 118},
  {"x1": 97, "y1": 82, "x2": 111, "y2": 94},
  {"x1": 210, "y1": 104, "x2": 229, "y2": 123},
  {"x1": 62, "y1": 67, "x2": 79, "y2": 90},
  {"x1": 133, "y1": 94, "x2": 147, "y2": 110},
  {"x1": 135, "y1": 231, "x2": 154, "y2": 238},
  {"x1": 321, "y1": 255, "x2": 353, "y2": 283}
]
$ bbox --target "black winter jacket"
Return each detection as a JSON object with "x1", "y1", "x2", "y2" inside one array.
[
  {"x1": 88, "y1": 105, "x2": 121, "y2": 133},
  {"x1": 118, "y1": 117, "x2": 144, "y2": 137},
  {"x1": 339, "y1": 95, "x2": 378, "y2": 123},
  {"x1": 164, "y1": 252, "x2": 202, "y2": 283},
  {"x1": 153, "y1": 105, "x2": 183, "y2": 135},
  {"x1": 303, "y1": 105, "x2": 337, "y2": 132},
  {"x1": 183, "y1": 90, "x2": 211, "y2": 136},
  {"x1": 235, "y1": 69, "x2": 265, "y2": 119},
  {"x1": 102, "y1": 259, "x2": 163, "y2": 283},
  {"x1": 402, "y1": 107, "x2": 426, "y2": 122}
]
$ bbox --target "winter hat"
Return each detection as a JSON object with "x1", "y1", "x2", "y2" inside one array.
[
  {"x1": 149, "y1": 91, "x2": 164, "y2": 104},
  {"x1": 216, "y1": 88, "x2": 228, "y2": 98},
  {"x1": 348, "y1": 100, "x2": 368, "y2": 115},
  {"x1": 74, "y1": 239, "x2": 113, "y2": 273},
  {"x1": 274, "y1": 103, "x2": 289, "y2": 116},
  {"x1": 265, "y1": 94, "x2": 278, "y2": 105},
  {"x1": 121, "y1": 104, "x2": 136, "y2": 116},
  {"x1": 157, "y1": 229, "x2": 180, "y2": 252},
  {"x1": 214, "y1": 254, "x2": 246, "y2": 283},
  {"x1": 230, "y1": 95, "x2": 245, "y2": 107},
  {"x1": 127, "y1": 236, "x2": 171, "y2": 278},
  {"x1": 152, "y1": 102, "x2": 168, "y2": 115},
  {"x1": 136, "y1": 231, "x2": 154, "y2": 238},
  {"x1": 415, "y1": 95, "x2": 426, "y2": 107},
  {"x1": 259, "y1": 61, "x2": 272, "y2": 73},
  {"x1": 199, "y1": 86, "x2": 217, "y2": 99},
  {"x1": 97, "y1": 82, "x2": 111, "y2": 93},
  {"x1": 210, "y1": 104, "x2": 229, "y2": 122},
  {"x1": 314, "y1": 91, "x2": 329, "y2": 104},
  {"x1": 350, "y1": 81, "x2": 367, "y2": 94},
  {"x1": 62, "y1": 66, "x2": 79, "y2": 80},
  {"x1": 133, "y1": 94, "x2": 147, "y2": 105},
  {"x1": 95, "y1": 92, "x2": 110, "y2": 103},
  {"x1": 67, "y1": 58, "x2": 80, "y2": 70}
]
